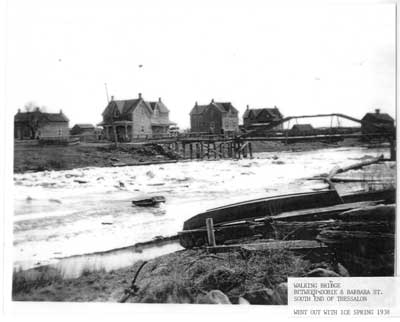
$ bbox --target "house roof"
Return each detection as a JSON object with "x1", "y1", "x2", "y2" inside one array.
[
  {"x1": 149, "y1": 101, "x2": 170, "y2": 113},
  {"x1": 362, "y1": 112, "x2": 394, "y2": 123},
  {"x1": 102, "y1": 98, "x2": 153, "y2": 117},
  {"x1": 291, "y1": 124, "x2": 314, "y2": 131},
  {"x1": 190, "y1": 104, "x2": 208, "y2": 115},
  {"x1": 243, "y1": 107, "x2": 282, "y2": 119},
  {"x1": 190, "y1": 101, "x2": 238, "y2": 115},
  {"x1": 73, "y1": 124, "x2": 95, "y2": 129},
  {"x1": 15, "y1": 110, "x2": 69, "y2": 122}
]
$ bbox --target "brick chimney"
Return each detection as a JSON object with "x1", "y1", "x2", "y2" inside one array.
[
  {"x1": 59, "y1": 109, "x2": 63, "y2": 114},
  {"x1": 158, "y1": 97, "x2": 162, "y2": 102},
  {"x1": 246, "y1": 105, "x2": 249, "y2": 110},
  {"x1": 375, "y1": 108, "x2": 380, "y2": 114},
  {"x1": 111, "y1": 95, "x2": 114, "y2": 101},
  {"x1": 17, "y1": 109, "x2": 21, "y2": 113},
  {"x1": 211, "y1": 98, "x2": 214, "y2": 103},
  {"x1": 195, "y1": 101, "x2": 198, "y2": 106},
  {"x1": 138, "y1": 93, "x2": 142, "y2": 99}
]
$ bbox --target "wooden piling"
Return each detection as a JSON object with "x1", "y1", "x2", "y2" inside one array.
[
  {"x1": 190, "y1": 143, "x2": 193, "y2": 159},
  {"x1": 249, "y1": 142, "x2": 253, "y2": 159},
  {"x1": 206, "y1": 218, "x2": 216, "y2": 247},
  {"x1": 200, "y1": 143, "x2": 204, "y2": 159},
  {"x1": 196, "y1": 143, "x2": 200, "y2": 158},
  {"x1": 390, "y1": 138, "x2": 396, "y2": 161},
  {"x1": 182, "y1": 143, "x2": 186, "y2": 159},
  {"x1": 207, "y1": 142, "x2": 210, "y2": 159}
]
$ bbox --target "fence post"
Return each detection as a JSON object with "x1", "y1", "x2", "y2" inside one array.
[{"x1": 206, "y1": 218, "x2": 216, "y2": 247}]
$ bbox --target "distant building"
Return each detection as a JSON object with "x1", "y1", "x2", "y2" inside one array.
[
  {"x1": 14, "y1": 108, "x2": 69, "y2": 139},
  {"x1": 189, "y1": 99, "x2": 239, "y2": 135},
  {"x1": 243, "y1": 106, "x2": 284, "y2": 130},
  {"x1": 361, "y1": 109, "x2": 394, "y2": 134},
  {"x1": 289, "y1": 124, "x2": 314, "y2": 136},
  {"x1": 70, "y1": 124, "x2": 95, "y2": 135},
  {"x1": 99, "y1": 93, "x2": 175, "y2": 142},
  {"x1": 70, "y1": 124, "x2": 101, "y2": 142}
]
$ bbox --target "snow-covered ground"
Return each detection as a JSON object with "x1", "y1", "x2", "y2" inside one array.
[{"x1": 13, "y1": 147, "x2": 390, "y2": 273}]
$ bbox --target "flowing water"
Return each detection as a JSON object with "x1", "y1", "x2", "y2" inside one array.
[{"x1": 13, "y1": 146, "x2": 391, "y2": 277}]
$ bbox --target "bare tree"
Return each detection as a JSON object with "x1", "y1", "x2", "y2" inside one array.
[
  {"x1": 22, "y1": 101, "x2": 41, "y2": 138},
  {"x1": 24, "y1": 101, "x2": 38, "y2": 112}
]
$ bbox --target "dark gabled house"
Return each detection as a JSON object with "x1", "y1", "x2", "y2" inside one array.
[
  {"x1": 14, "y1": 108, "x2": 69, "y2": 139},
  {"x1": 190, "y1": 99, "x2": 239, "y2": 135},
  {"x1": 289, "y1": 124, "x2": 314, "y2": 136},
  {"x1": 243, "y1": 106, "x2": 283, "y2": 130},
  {"x1": 99, "y1": 93, "x2": 175, "y2": 142},
  {"x1": 361, "y1": 109, "x2": 394, "y2": 135}
]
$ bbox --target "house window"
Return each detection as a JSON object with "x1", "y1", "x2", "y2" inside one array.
[
  {"x1": 58, "y1": 129, "x2": 63, "y2": 136},
  {"x1": 114, "y1": 109, "x2": 120, "y2": 118},
  {"x1": 141, "y1": 126, "x2": 144, "y2": 132}
]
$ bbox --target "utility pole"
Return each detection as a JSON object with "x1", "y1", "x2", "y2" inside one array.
[{"x1": 104, "y1": 83, "x2": 110, "y2": 103}]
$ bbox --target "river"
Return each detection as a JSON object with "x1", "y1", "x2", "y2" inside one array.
[{"x1": 13, "y1": 146, "x2": 390, "y2": 276}]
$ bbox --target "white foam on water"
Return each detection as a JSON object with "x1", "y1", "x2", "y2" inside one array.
[{"x1": 13, "y1": 147, "x2": 390, "y2": 272}]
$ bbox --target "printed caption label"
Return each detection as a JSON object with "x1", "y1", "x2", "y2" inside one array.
[{"x1": 288, "y1": 277, "x2": 400, "y2": 318}]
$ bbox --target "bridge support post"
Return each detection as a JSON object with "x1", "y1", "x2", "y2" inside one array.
[
  {"x1": 182, "y1": 143, "x2": 186, "y2": 159},
  {"x1": 249, "y1": 142, "x2": 253, "y2": 159},
  {"x1": 390, "y1": 138, "x2": 396, "y2": 161},
  {"x1": 200, "y1": 142, "x2": 204, "y2": 159},
  {"x1": 190, "y1": 143, "x2": 193, "y2": 159},
  {"x1": 196, "y1": 143, "x2": 200, "y2": 159}
]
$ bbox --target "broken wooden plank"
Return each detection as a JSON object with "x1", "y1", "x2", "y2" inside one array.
[
  {"x1": 270, "y1": 200, "x2": 381, "y2": 222},
  {"x1": 206, "y1": 240, "x2": 327, "y2": 253},
  {"x1": 336, "y1": 204, "x2": 395, "y2": 222},
  {"x1": 273, "y1": 220, "x2": 394, "y2": 241}
]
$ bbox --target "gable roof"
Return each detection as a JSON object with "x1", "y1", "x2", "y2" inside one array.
[
  {"x1": 102, "y1": 98, "x2": 152, "y2": 117},
  {"x1": 190, "y1": 104, "x2": 208, "y2": 115},
  {"x1": 211, "y1": 102, "x2": 237, "y2": 114},
  {"x1": 362, "y1": 112, "x2": 394, "y2": 123},
  {"x1": 149, "y1": 101, "x2": 170, "y2": 113},
  {"x1": 15, "y1": 110, "x2": 69, "y2": 123},
  {"x1": 190, "y1": 101, "x2": 238, "y2": 116},
  {"x1": 73, "y1": 124, "x2": 95, "y2": 129},
  {"x1": 243, "y1": 107, "x2": 282, "y2": 120},
  {"x1": 291, "y1": 124, "x2": 314, "y2": 131}
]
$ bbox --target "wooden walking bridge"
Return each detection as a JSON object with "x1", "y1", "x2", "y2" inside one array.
[{"x1": 124, "y1": 113, "x2": 396, "y2": 160}]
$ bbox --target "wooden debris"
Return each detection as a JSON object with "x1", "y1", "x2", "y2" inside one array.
[{"x1": 206, "y1": 240, "x2": 327, "y2": 253}]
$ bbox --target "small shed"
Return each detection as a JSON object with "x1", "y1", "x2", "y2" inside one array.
[{"x1": 289, "y1": 124, "x2": 314, "y2": 136}]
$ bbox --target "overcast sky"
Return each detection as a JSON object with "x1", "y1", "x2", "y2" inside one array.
[{"x1": 6, "y1": 0, "x2": 396, "y2": 129}]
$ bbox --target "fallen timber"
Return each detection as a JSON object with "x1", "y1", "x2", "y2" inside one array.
[{"x1": 178, "y1": 189, "x2": 395, "y2": 248}]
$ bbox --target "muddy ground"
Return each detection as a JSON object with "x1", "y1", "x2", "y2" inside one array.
[{"x1": 14, "y1": 138, "x2": 364, "y2": 173}]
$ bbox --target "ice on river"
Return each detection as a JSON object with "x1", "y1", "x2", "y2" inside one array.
[{"x1": 13, "y1": 147, "x2": 389, "y2": 271}]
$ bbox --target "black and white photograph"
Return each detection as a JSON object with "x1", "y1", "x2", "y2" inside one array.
[{"x1": 3, "y1": 0, "x2": 397, "y2": 312}]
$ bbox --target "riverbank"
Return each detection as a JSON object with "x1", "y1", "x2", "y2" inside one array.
[
  {"x1": 14, "y1": 138, "x2": 365, "y2": 173},
  {"x1": 10, "y1": 238, "x2": 331, "y2": 303}
]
